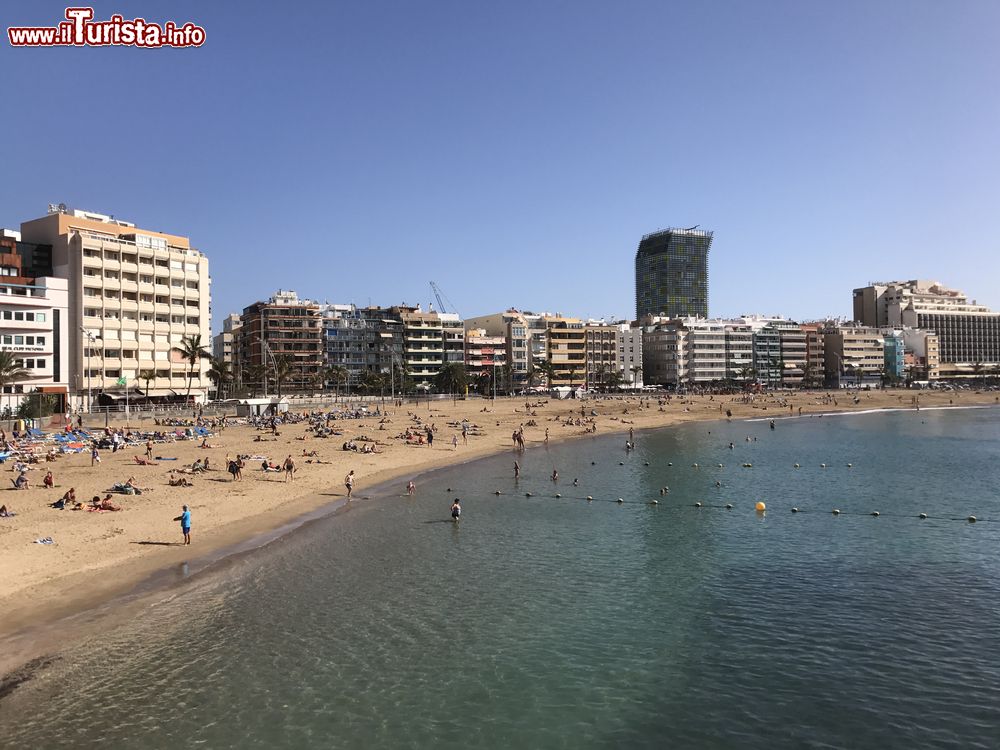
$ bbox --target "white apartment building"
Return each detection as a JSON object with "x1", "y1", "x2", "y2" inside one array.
[
  {"x1": 854, "y1": 280, "x2": 1000, "y2": 377},
  {"x1": 616, "y1": 323, "x2": 644, "y2": 388},
  {"x1": 0, "y1": 276, "x2": 69, "y2": 412},
  {"x1": 21, "y1": 206, "x2": 212, "y2": 407}
]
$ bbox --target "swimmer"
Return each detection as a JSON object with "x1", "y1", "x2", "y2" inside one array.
[
  {"x1": 551, "y1": 469, "x2": 558, "y2": 481},
  {"x1": 407, "y1": 480, "x2": 415, "y2": 496}
]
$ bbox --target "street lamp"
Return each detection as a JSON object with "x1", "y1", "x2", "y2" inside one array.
[{"x1": 80, "y1": 327, "x2": 102, "y2": 412}]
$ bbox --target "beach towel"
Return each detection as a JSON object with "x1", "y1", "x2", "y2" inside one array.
[
  {"x1": 34, "y1": 537, "x2": 54, "y2": 544},
  {"x1": 155, "y1": 457, "x2": 179, "y2": 461}
]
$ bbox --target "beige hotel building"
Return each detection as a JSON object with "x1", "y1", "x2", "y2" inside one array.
[{"x1": 21, "y1": 206, "x2": 211, "y2": 407}]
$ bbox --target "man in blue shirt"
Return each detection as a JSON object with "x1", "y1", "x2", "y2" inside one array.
[{"x1": 173, "y1": 504, "x2": 191, "y2": 545}]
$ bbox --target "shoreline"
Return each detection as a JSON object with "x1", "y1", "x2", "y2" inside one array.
[{"x1": 0, "y1": 390, "x2": 995, "y2": 678}]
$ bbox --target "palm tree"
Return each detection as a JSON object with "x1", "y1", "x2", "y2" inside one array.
[
  {"x1": 272, "y1": 356, "x2": 293, "y2": 397},
  {"x1": 326, "y1": 365, "x2": 348, "y2": 397},
  {"x1": 434, "y1": 362, "x2": 467, "y2": 396},
  {"x1": 537, "y1": 361, "x2": 556, "y2": 388},
  {"x1": 245, "y1": 365, "x2": 265, "y2": 398},
  {"x1": 207, "y1": 357, "x2": 232, "y2": 400},
  {"x1": 0, "y1": 351, "x2": 30, "y2": 412},
  {"x1": 630, "y1": 364, "x2": 643, "y2": 389},
  {"x1": 171, "y1": 334, "x2": 211, "y2": 403},
  {"x1": 139, "y1": 368, "x2": 156, "y2": 400}
]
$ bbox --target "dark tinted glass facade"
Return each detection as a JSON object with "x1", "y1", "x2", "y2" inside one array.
[{"x1": 635, "y1": 228, "x2": 711, "y2": 319}]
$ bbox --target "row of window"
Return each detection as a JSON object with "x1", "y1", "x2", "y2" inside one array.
[
  {"x1": 1, "y1": 310, "x2": 46, "y2": 322},
  {"x1": 2, "y1": 335, "x2": 45, "y2": 346},
  {"x1": 82, "y1": 268, "x2": 200, "y2": 290},
  {"x1": 82, "y1": 249, "x2": 199, "y2": 272},
  {"x1": 83, "y1": 308, "x2": 200, "y2": 325},
  {"x1": 14, "y1": 358, "x2": 46, "y2": 369}
]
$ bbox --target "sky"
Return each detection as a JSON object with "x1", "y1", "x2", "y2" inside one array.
[{"x1": 2, "y1": 0, "x2": 999, "y2": 331}]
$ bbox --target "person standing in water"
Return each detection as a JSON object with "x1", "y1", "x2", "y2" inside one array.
[
  {"x1": 345, "y1": 470, "x2": 355, "y2": 499},
  {"x1": 451, "y1": 498, "x2": 461, "y2": 522},
  {"x1": 514, "y1": 461, "x2": 520, "y2": 479}
]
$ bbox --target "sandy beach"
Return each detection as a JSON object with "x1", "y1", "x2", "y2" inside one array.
[{"x1": 0, "y1": 388, "x2": 995, "y2": 644}]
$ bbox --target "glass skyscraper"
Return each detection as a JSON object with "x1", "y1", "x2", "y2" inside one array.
[{"x1": 634, "y1": 227, "x2": 712, "y2": 319}]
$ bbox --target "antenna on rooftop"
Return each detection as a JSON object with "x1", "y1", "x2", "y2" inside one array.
[{"x1": 684, "y1": 225, "x2": 700, "y2": 231}]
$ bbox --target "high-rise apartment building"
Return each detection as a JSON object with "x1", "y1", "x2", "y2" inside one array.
[
  {"x1": 399, "y1": 306, "x2": 464, "y2": 385},
  {"x1": 236, "y1": 290, "x2": 323, "y2": 394},
  {"x1": 21, "y1": 205, "x2": 211, "y2": 407},
  {"x1": 321, "y1": 304, "x2": 403, "y2": 389},
  {"x1": 464, "y1": 309, "x2": 531, "y2": 387},
  {"x1": 823, "y1": 327, "x2": 885, "y2": 386},
  {"x1": 464, "y1": 329, "x2": 507, "y2": 388},
  {"x1": 635, "y1": 227, "x2": 712, "y2": 319},
  {"x1": 212, "y1": 313, "x2": 241, "y2": 365},
  {"x1": 853, "y1": 280, "x2": 999, "y2": 377}
]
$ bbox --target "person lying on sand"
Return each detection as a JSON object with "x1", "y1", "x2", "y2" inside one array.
[
  {"x1": 168, "y1": 473, "x2": 194, "y2": 487},
  {"x1": 134, "y1": 455, "x2": 155, "y2": 465}
]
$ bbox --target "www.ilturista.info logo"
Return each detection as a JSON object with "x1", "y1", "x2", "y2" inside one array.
[{"x1": 8, "y1": 7, "x2": 205, "y2": 48}]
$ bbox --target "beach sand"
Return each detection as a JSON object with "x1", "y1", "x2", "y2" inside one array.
[{"x1": 0, "y1": 388, "x2": 993, "y2": 644}]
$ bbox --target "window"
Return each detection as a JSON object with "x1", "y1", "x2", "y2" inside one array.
[
  {"x1": 14, "y1": 335, "x2": 23, "y2": 345},
  {"x1": 140, "y1": 275, "x2": 154, "y2": 284},
  {"x1": 169, "y1": 260, "x2": 183, "y2": 270},
  {"x1": 155, "y1": 260, "x2": 168, "y2": 268},
  {"x1": 171, "y1": 279, "x2": 183, "y2": 288},
  {"x1": 104, "y1": 251, "x2": 120, "y2": 261},
  {"x1": 13, "y1": 312, "x2": 23, "y2": 321},
  {"x1": 85, "y1": 308, "x2": 100, "y2": 318},
  {"x1": 184, "y1": 262, "x2": 198, "y2": 272},
  {"x1": 156, "y1": 277, "x2": 168, "y2": 286},
  {"x1": 104, "y1": 349, "x2": 121, "y2": 358},
  {"x1": 104, "y1": 270, "x2": 118, "y2": 280}
]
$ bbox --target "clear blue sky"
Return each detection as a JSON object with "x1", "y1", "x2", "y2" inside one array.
[{"x1": 3, "y1": 1, "x2": 999, "y2": 330}]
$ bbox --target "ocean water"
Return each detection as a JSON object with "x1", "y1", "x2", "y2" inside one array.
[{"x1": 2, "y1": 407, "x2": 1000, "y2": 749}]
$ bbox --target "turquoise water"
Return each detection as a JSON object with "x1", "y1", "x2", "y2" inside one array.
[{"x1": 2, "y1": 407, "x2": 1000, "y2": 749}]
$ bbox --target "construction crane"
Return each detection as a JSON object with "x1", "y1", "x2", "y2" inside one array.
[{"x1": 429, "y1": 281, "x2": 459, "y2": 316}]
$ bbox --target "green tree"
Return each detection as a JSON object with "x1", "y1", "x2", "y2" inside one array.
[
  {"x1": 272, "y1": 355, "x2": 293, "y2": 397},
  {"x1": 434, "y1": 362, "x2": 467, "y2": 395},
  {"x1": 0, "y1": 351, "x2": 29, "y2": 413},
  {"x1": 139, "y1": 368, "x2": 156, "y2": 400},
  {"x1": 171, "y1": 334, "x2": 211, "y2": 403},
  {"x1": 537, "y1": 361, "x2": 556, "y2": 388},
  {"x1": 207, "y1": 357, "x2": 232, "y2": 400},
  {"x1": 326, "y1": 365, "x2": 348, "y2": 396},
  {"x1": 17, "y1": 390, "x2": 56, "y2": 420},
  {"x1": 245, "y1": 364, "x2": 265, "y2": 398}
]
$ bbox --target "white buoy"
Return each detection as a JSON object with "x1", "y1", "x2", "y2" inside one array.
[
  {"x1": 832, "y1": 509, "x2": 841, "y2": 515},
  {"x1": 820, "y1": 463, "x2": 827, "y2": 468},
  {"x1": 644, "y1": 462, "x2": 650, "y2": 466},
  {"x1": 619, "y1": 461, "x2": 624, "y2": 466},
  {"x1": 791, "y1": 507, "x2": 799, "y2": 513},
  {"x1": 650, "y1": 499, "x2": 658, "y2": 505},
  {"x1": 725, "y1": 503, "x2": 733, "y2": 510},
  {"x1": 587, "y1": 496, "x2": 593, "y2": 501},
  {"x1": 555, "y1": 493, "x2": 561, "y2": 498},
  {"x1": 694, "y1": 501, "x2": 702, "y2": 508},
  {"x1": 667, "y1": 462, "x2": 673, "y2": 466},
  {"x1": 617, "y1": 497, "x2": 624, "y2": 504},
  {"x1": 495, "y1": 490, "x2": 501, "y2": 495},
  {"x1": 919, "y1": 513, "x2": 928, "y2": 519},
  {"x1": 717, "y1": 463, "x2": 724, "y2": 468},
  {"x1": 794, "y1": 463, "x2": 800, "y2": 468},
  {"x1": 871, "y1": 511, "x2": 880, "y2": 517},
  {"x1": 846, "y1": 463, "x2": 853, "y2": 468},
  {"x1": 526, "y1": 492, "x2": 532, "y2": 497},
  {"x1": 692, "y1": 463, "x2": 699, "y2": 468},
  {"x1": 968, "y1": 515, "x2": 977, "y2": 523}
]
